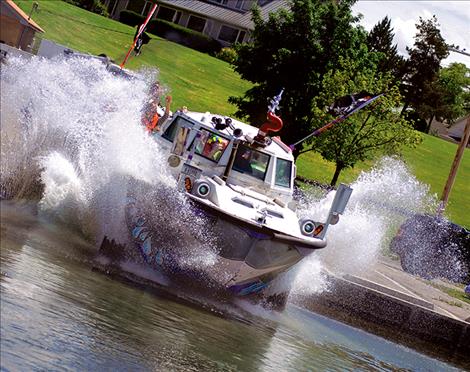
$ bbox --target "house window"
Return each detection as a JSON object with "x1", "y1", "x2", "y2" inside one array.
[
  {"x1": 127, "y1": 0, "x2": 147, "y2": 14},
  {"x1": 235, "y1": 0, "x2": 244, "y2": 9},
  {"x1": 257, "y1": 0, "x2": 272, "y2": 6},
  {"x1": 236, "y1": 30, "x2": 246, "y2": 43},
  {"x1": 210, "y1": 0, "x2": 229, "y2": 4},
  {"x1": 218, "y1": 25, "x2": 239, "y2": 43},
  {"x1": 174, "y1": 11, "x2": 181, "y2": 24},
  {"x1": 187, "y1": 15, "x2": 206, "y2": 33},
  {"x1": 157, "y1": 6, "x2": 176, "y2": 22}
]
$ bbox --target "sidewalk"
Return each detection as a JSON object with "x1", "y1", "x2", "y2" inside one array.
[
  {"x1": 294, "y1": 256, "x2": 470, "y2": 367},
  {"x1": 356, "y1": 256, "x2": 470, "y2": 322}
]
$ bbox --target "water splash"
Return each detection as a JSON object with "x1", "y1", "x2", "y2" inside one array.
[
  {"x1": 2, "y1": 56, "x2": 463, "y2": 303},
  {"x1": 289, "y1": 157, "x2": 439, "y2": 298}
]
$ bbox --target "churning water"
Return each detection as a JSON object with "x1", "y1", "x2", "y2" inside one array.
[{"x1": 1, "y1": 55, "x2": 457, "y2": 294}]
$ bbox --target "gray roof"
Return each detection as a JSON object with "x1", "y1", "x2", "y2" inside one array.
[{"x1": 158, "y1": 0, "x2": 289, "y2": 30}]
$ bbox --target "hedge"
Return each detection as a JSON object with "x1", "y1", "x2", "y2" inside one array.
[{"x1": 119, "y1": 10, "x2": 222, "y2": 54}]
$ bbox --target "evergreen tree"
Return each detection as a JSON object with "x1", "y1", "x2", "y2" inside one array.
[
  {"x1": 366, "y1": 16, "x2": 405, "y2": 80},
  {"x1": 402, "y1": 16, "x2": 449, "y2": 131}
]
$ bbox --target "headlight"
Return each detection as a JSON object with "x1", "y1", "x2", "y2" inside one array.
[
  {"x1": 300, "y1": 219, "x2": 316, "y2": 236},
  {"x1": 195, "y1": 181, "x2": 211, "y2": 198}
]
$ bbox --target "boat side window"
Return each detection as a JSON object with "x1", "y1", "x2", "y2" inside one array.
[
  {"x1": 275, "y1": 158, "x2": 292, "y2": 188},
  {"x1": 162, "y1": 116, "x2": 192, "y2": 142},
  {"x1": 192, "y1": 128, "x2": 230, "y2": 162},
  {"x1": 232, "y1": 145, "x2": 270, "y2": 181}
]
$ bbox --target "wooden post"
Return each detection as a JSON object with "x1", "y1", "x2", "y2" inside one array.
[{"x1": 438, "y1": 116, "x2": 470, "y2": 215}]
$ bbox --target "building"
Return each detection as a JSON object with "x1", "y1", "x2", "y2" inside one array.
[
  {"x1": 0, "y1": 0, "x2": 44, "y2": 52},
  {"x1": 103, "y1": 0, "x2": 288, "y2": 46}
]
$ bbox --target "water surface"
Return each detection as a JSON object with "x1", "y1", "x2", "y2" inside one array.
[{"x1": 1, "y1": 201, "x2": 459, "y2": 371}]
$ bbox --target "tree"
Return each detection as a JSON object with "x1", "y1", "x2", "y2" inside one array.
[
  {"x1": 229, "y1": 0, "x2": 370, "y2": 158},
  {"x1": 366, "y1": 16, "x2": 405, "y2": 80},
  {"x1": 401, "y1": 16, "x2": 449, "y2": 130},
  {"x1": 302, "y1": 57, "x2": 421, "y2": 185},
  {"x1": 435, "y1": 63, "x2": 470, "y2": 123}
]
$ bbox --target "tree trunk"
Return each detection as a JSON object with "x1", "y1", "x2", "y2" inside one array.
[
  {"x1": 330, "y1": 163, "x2": 344, "y2": 186},
  {"x1": 426, "y1": 114, "x2": 435, "y2": 134},
  {"x1": 292, "y1": 147, "x2": 300, "y2": 161}
]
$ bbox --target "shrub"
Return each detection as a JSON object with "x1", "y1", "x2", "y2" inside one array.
[
  {"x1": 118, "y1": 12, "x2": 222, "y2": 55},
  {"x1": 119, "y1": 10, "x2": 145, "y2": 27},
  {"x1": 147, "y1": 19, "x2": 222, "y2": 54},
  {"x1": 68, "y1": 0, "x2": 109, "y2": 17},
  {"x1": 215, "y1": 47, "x2": 237, "y2": 64}
]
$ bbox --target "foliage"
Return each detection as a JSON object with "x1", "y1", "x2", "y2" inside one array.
[
  {"x1": 118, "y1": 9, "x2": 145, "y2": 26},
  {"x1": 147, "y1": 19, "x2": 221, "y2": 55},
  {"x1": 402, "y1": 16, "x2": 449, "y2": 131},
  {"x1": 428, "y1": 63, "x2": 470, "y2": 124},
  {"x1": 366, "y1": 16, "x2": 405, "y2": 80},
  {"x1": 229, "y1": 0, "x2": 370, "y2": 157},
  {"x1": 215, "y1": 47, "x2": 238, "y2": 64},
  {"x1": 119, "y1": 10, "x2": 221, "y2": 54},
  {"x1": 305, "y1": 57, "x2": 421, "y2": 185},
  {"x1": 65, "y1": 0, "x2": 108, "y2": 17}
]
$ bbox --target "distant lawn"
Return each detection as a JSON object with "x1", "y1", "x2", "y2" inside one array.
[
  {"x1": 15, "y1": 0, "x2": 252, "y2": 115},
  {"x1": 14, "y1": 1, "x2": 470, "y2": 228},
  {"x1": 297, "y1": 135, "x2": 469, "y2": 228}
]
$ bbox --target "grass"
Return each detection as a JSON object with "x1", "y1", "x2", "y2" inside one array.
[
  {"x1": 15, "y1": 0, "x2": 252, "y2": 114},
  {"x1": 426, "y1": 281, "x2": 470, "y2": 305},
  {"x1": 14, "y1": 1, "x2": 470, "y2": 228},
  {"x1": 297, "y1": 135, "x2": 470, "y2": 228}
]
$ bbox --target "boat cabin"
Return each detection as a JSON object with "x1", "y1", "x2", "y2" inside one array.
[{"x1": 155, "y1": 111, "x2": 296, "y2": 202}]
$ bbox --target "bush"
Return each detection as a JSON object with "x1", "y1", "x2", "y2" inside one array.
[
  {"x1": 215, "y1": 47, "x2": 237, "y2": 64},
  {"x1": 147, "y1": 19, "x2": 222, "y2": 54},
  {"x1": 119, "y1": 11, "x2": 222, "y2": 55},
  {"x1": 119, "y1": 10, "x2": 145, "y2": 27},
  {"x1": 68, "y1": 0, "x2": 109, "y2": 17}
]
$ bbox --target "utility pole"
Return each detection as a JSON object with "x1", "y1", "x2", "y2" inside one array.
[
  {"x1": 437, "y1": 46, "x2": 469, "y2": 216},
  {"x1": 438, "y1": 117, "x2": 470, "y2": 214}
]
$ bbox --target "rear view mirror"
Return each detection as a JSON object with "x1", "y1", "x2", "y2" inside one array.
[{"x1": 330, "y1": 183, "x2": 353, "y2": 215}]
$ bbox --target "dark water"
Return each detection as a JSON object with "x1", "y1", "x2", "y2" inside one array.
[{"x1": 0, "y1": 201, "x2": 461, "y2": 371}]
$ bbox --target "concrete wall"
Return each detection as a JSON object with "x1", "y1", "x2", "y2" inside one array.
[
  {"x1": 0, "y1": 42, "x2": 35, "y2": 61},
  {"x1": 295, "y1": 274, "x2": 470, "y2": 367},
  {"x1": 37, "y1": 39, "x2": 73, "y2": 59}
]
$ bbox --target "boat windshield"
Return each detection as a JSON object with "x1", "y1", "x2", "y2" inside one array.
[
  {"x1": 232, "y1": 144, "x2": 270, "y2": 181},
  {"x1": 275, "y1": 158, "x2": 292, "y2": 188},
  {"x1": 193, "y1": 129, "x2": 230, "y2": 162}
]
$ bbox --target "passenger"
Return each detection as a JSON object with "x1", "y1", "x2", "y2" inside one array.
[
  {"x1": 142, "y1": 81, "x2": 172, "y2": 133},
  {"x1": 152, "y1": 95, "x2": 172, "y2": 133},
  {"x1": 142, "y1": 81, "x2": 161, "y2": 131},
  {"x1": 209, "y1": 141, "x2": 225, "y2": 161},
  {"x1": 234, "y1": 148, "x2": 252, "y2": 174}
]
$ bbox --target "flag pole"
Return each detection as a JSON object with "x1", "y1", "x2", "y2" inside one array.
[
  {"x1": 290, "y1": 94, "x2": 384, "y2": 150},
  {"x1": 120, "y1": 3, "x2": 158, "y2": 69}
]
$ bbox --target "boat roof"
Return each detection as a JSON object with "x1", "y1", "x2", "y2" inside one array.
[{"x1": 184, "y1": 111, "x2": 294, "y2": 161}]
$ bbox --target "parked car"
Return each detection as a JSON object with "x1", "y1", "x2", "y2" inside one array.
[{"x1": 390, "y1": 214, "x2": 470, "y2": 282}]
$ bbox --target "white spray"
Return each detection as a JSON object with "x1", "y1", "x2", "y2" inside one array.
[{"x1": 0, "y1": 56, "x2": 443, "y2": 298}]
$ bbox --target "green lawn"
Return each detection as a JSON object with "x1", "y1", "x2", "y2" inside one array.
[
  {"x1": 14, "y1": 1, "x2": 470, "y2": 228},
  {"x1": 15, "y1": 0, "x2": 251, "y2": 114},
  {"x1": 297, "y1": 135, "x2": 470, "y2": 228}
]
